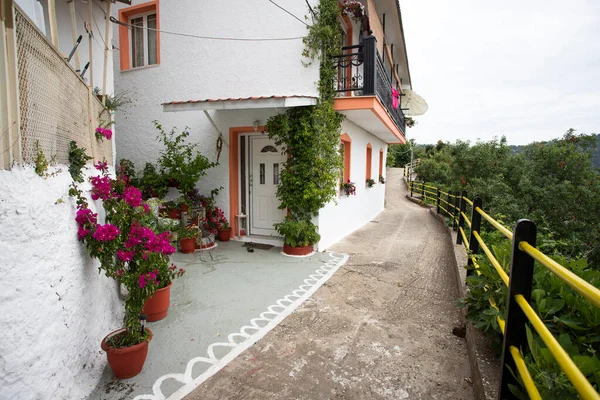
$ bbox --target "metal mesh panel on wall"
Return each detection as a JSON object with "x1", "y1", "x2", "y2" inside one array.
[{"x1": 14, "y1": 8, "x2": 112, "y2": 166}]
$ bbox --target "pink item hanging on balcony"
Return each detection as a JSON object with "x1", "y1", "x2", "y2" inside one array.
[{"x1": 391, "y1": 87, "x2": 400, "y2": 109}]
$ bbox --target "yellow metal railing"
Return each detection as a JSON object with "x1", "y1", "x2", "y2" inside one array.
[{"x1": 404, "y1": 174, "x2": 600, "y2": 398}]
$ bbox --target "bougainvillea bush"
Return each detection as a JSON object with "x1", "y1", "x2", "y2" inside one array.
[{"x1": 70, "y1": 161, "x2": 184, "y2": 347}]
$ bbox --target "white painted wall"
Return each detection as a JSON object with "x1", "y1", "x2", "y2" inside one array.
[
  {"x1": 0, "y1": 166, "x2": 123, "y2": 400},
  {"x1": 317, "y1": 119, "x2": 388, "y2": 250}
]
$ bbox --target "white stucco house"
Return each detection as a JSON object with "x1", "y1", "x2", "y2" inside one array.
[{"x1": 113, "y1": 0, "x2": 412, "y2": 250}]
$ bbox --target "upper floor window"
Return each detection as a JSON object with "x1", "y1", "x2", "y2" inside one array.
[
  {"x1": 118, "y1": 1, "x2": 160, "y2": 71},
  {"x1": 131, "y1": 13, "x2": 158, "y2": 68}
]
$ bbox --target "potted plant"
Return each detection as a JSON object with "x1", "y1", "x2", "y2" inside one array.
[
  {"x1": 341, "y1": 0, "x2": 365, "y2": 22},
  {"x1": 379, "y1": 175, "x2": 385, "y2": 184},
  {"x1": 70, "y1": 161, "x2": 183, "y2": 378},
  {"x1": 178, "y1": 224, "x2": 198, "y2": 254},
  {"x1": 217, "y1": 220, "x2": 232, "y2": 242},
  {"x1": 366, "y1": 178, "x2": 376, "y2": 188},
  {"x1": 341, "y1": 180, "x2": 357, "y2": 196},
  {"x1": 154, "y1": 120, "x2": 216, "y2": 197},
  {"x1": 140, "y1": 163, "x2": 167, "y2": 199},
  {"x1": 276, "y1": 217, "x2": 320, "y2": 256},
  {"x1": 142, "y1": 261, "x2": 185, "y2": 322}
]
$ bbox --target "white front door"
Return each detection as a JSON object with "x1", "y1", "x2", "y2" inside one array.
[{"x1": 249, "y1": 136, "x2": 286, "y2": 236}]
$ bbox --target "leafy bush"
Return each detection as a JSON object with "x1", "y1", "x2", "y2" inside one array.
[
  {"x1": 154, "y1": 120, "x2": 216, "y2": 197},
  {"x1": 68, "y1": 141, "x2": 92, "y2": 183},
  {"x1": 275, "y1": 217, "x2": 321, "y2": 247}
]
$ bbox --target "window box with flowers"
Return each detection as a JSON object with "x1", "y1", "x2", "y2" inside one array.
[{"x1": 341, "y1": 180, "x2": 357, "y2": 197}]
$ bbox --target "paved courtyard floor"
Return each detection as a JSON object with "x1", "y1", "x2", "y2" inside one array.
[{"x1": 89, "y1": 243, "x2": 347, "y2": 400}]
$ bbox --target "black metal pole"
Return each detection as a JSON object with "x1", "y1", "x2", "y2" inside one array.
[
  {"x1": 452, "y1": 191, "x2": 460, "y2": 231},
  {"x1": 362, "y1": 36, "x2": 377, "y2": 96},
  {"x1": 410, "y1": 177, "x2": 413, "y2": 198},
  {"x1": 498, "y1": 219, "x2": 537, "y2": 399},
  {"x1": 436, "y1": 188, "x2": 441, "y2": 214},
  {"x1": 421, "y1": 181, "x2": 425, "y2": 200},
  {"x1": 467, "y1": 197, "x2": 483, "y2": 275},
  {"x1": 447, "y1": 192, "x2": 451, "y2": 219},
  {"x1": 456, "y1": 190, "x2": 467, "y2": 245}
]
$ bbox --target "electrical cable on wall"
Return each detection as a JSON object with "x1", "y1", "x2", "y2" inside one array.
[
  {"x1": 109, "y1": 16, "x2": 306, "y2": 41},
  {"x1": 267, "y1": 0, "x2": 309, "y2": 27}
]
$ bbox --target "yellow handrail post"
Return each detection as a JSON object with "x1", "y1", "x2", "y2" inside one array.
[
  {"x1": 499, "y1": 219, "x2": 537, "y2": 399},
  {"x1": 467, "y1": 197, "x2": 483, "y2": 277},
  {"x1": 421, "y1": 181, "x2": 425, "y2": 199},
  {"x1": 456, "y1": 190, "x2": 468, "y2": 245},
  {"x1": 446, "y1": 192, "x2": 452, "y2": 220}
]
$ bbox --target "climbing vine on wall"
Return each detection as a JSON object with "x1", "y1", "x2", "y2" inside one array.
[{"x1": 266, "y1": 0, "x2": 344, "y2": 246}]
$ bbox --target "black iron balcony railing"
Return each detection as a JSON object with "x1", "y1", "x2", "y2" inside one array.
[{"x1": 333, "y1": 35, "x2": 406, "y2": 134}]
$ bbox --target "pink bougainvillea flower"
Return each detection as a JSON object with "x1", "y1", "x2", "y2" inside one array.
[
  {"x1": 138, "y1": 274, "x2": 146, "y2": 288},
  {"x1": 75, "y1": 208, "x2": 97, "y2": 226},
  {"x1": 117, "y1": 249, "x2": 135, "y2": 262},
  {"x1": 123, "y1": 186, "x2": 142, "y2": 208},
  {"x1": 143, "y1": 204, "x2": 150, "y2": 213},
  {"x1": 90, "y1": 175, "x2": 113, "y2": 201},
  {"x1": 94, "y1": 161, "x2": 108, "y2": 172},
  {"x1": 77, "y1": 226, "x2": 91, "y2": 240},
  {"x1": 92, "y1": 224, "x2": 120, "y2": 242}
]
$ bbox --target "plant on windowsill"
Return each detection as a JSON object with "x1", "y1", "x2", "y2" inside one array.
[
  {"x1": 154, "y1": 120, "x2": 216, "y2": 198},
  {"x1": 341, "y1": 180, "x2": 357, "y2": 196},
  {"x1": 379, "y1": 175, "x2": 385, "y2": 184},
  {"x1": 366, "y1": 178, "x2": 376, "y2": 188},
  {"x1": 406, "y1": 117, "x2": 417, "y2": 128},
  {"x1": 69, "y1": 161, "x2": 184, "y2": 378}
]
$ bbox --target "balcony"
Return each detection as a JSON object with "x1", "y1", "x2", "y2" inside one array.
[{"x1": 333, "y1": 35, "x2": 406, "y2": 144}]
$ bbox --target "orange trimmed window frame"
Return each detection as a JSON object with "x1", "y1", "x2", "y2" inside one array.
[
  {"x1": 340, "y1": 133, "x2": 352, "y2": 184},
  {"x1": 366, "y1": 143, "x2": 372, "y2": 181},
  {"x1": 378, "y1": 148, "x2": 384, "y2": 178},
  {"x1": 118, "y1": 1, "x2": 160, "y2": 71}
]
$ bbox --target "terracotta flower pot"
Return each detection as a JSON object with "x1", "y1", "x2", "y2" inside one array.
[
  {"x1": 217, "y1": 228, "x2": 232, "y2": 242},
  {"x1": 101, "y1": 328, "x2": 152, "y2": 379},
  {"x1": 283, "y1": 244, "x2": 313, "y2": 256},
  {"x1": 167, "y1": 209, "x2": 180, "y2": 220},
  {"x1": 143, "y1": 282, "x2": 172, "y2": 322},
  {"x1": 179, "y1": 238, "x2": 196, "y2": 254}
]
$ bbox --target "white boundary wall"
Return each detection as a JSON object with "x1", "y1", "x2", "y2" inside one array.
[{"x1": 0, "y1": 166, "x2": 123, "y2": 400}]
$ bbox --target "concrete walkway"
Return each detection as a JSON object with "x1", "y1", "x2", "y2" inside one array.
[{"x1": 187, "y1": 168, "x2": 473, "y2": 399}]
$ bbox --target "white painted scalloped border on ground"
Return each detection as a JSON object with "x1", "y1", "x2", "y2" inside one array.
[{"x1": 133, "y1": 251, "x2": 349, "y2": 400}]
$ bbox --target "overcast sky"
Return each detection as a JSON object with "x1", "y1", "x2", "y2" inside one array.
[{"x1": 399, "y1": 0, "x2": 600, "y2": 145}]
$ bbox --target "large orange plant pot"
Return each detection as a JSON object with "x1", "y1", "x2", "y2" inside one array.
[
  {"x1": 101, "y1": 328, "x2": 152, "y2": 379},
  {"x1": 283, "y1": 244, "x2": 313, "y2": 256},
  {"x1": 142, "y1": 283, "x2": 172, "y2": 322}
]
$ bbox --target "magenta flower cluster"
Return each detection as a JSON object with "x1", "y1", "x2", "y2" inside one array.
[
  {"x1": 138, "y1": 269, "x2": 159, "y2": 288},
  {"x1": 92, "y1": 224, "x2": 120, "y2": 242},
  {"x1": 123, "y1": 186, "x2": 143, "y2": 207},
  {"x1": 95, "y1": 127, "x2": 113, "y2": 141},
  {"x1": 125, "y1": 223, "x2": 176, "y2": 256},
  {"x1": 90, "y1": 175, "x2": 114, "y2": 201},
  {"x1": 75, "y1": 208, "x2": 97, "y2": 240}
]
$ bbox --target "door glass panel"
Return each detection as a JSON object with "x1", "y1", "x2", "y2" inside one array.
[
  {"x1": 273, "y1": 163, "x2": 279, "y2": 185},
  {"x1": 131, "y1": 17, "x2": 144, "y2": 68},
  {"x1": 259, "y1": 163, "x2": 265, "y2": 184},
  {"x1": 261, "y1": 145, "x2": 277, "y2": 153}
]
